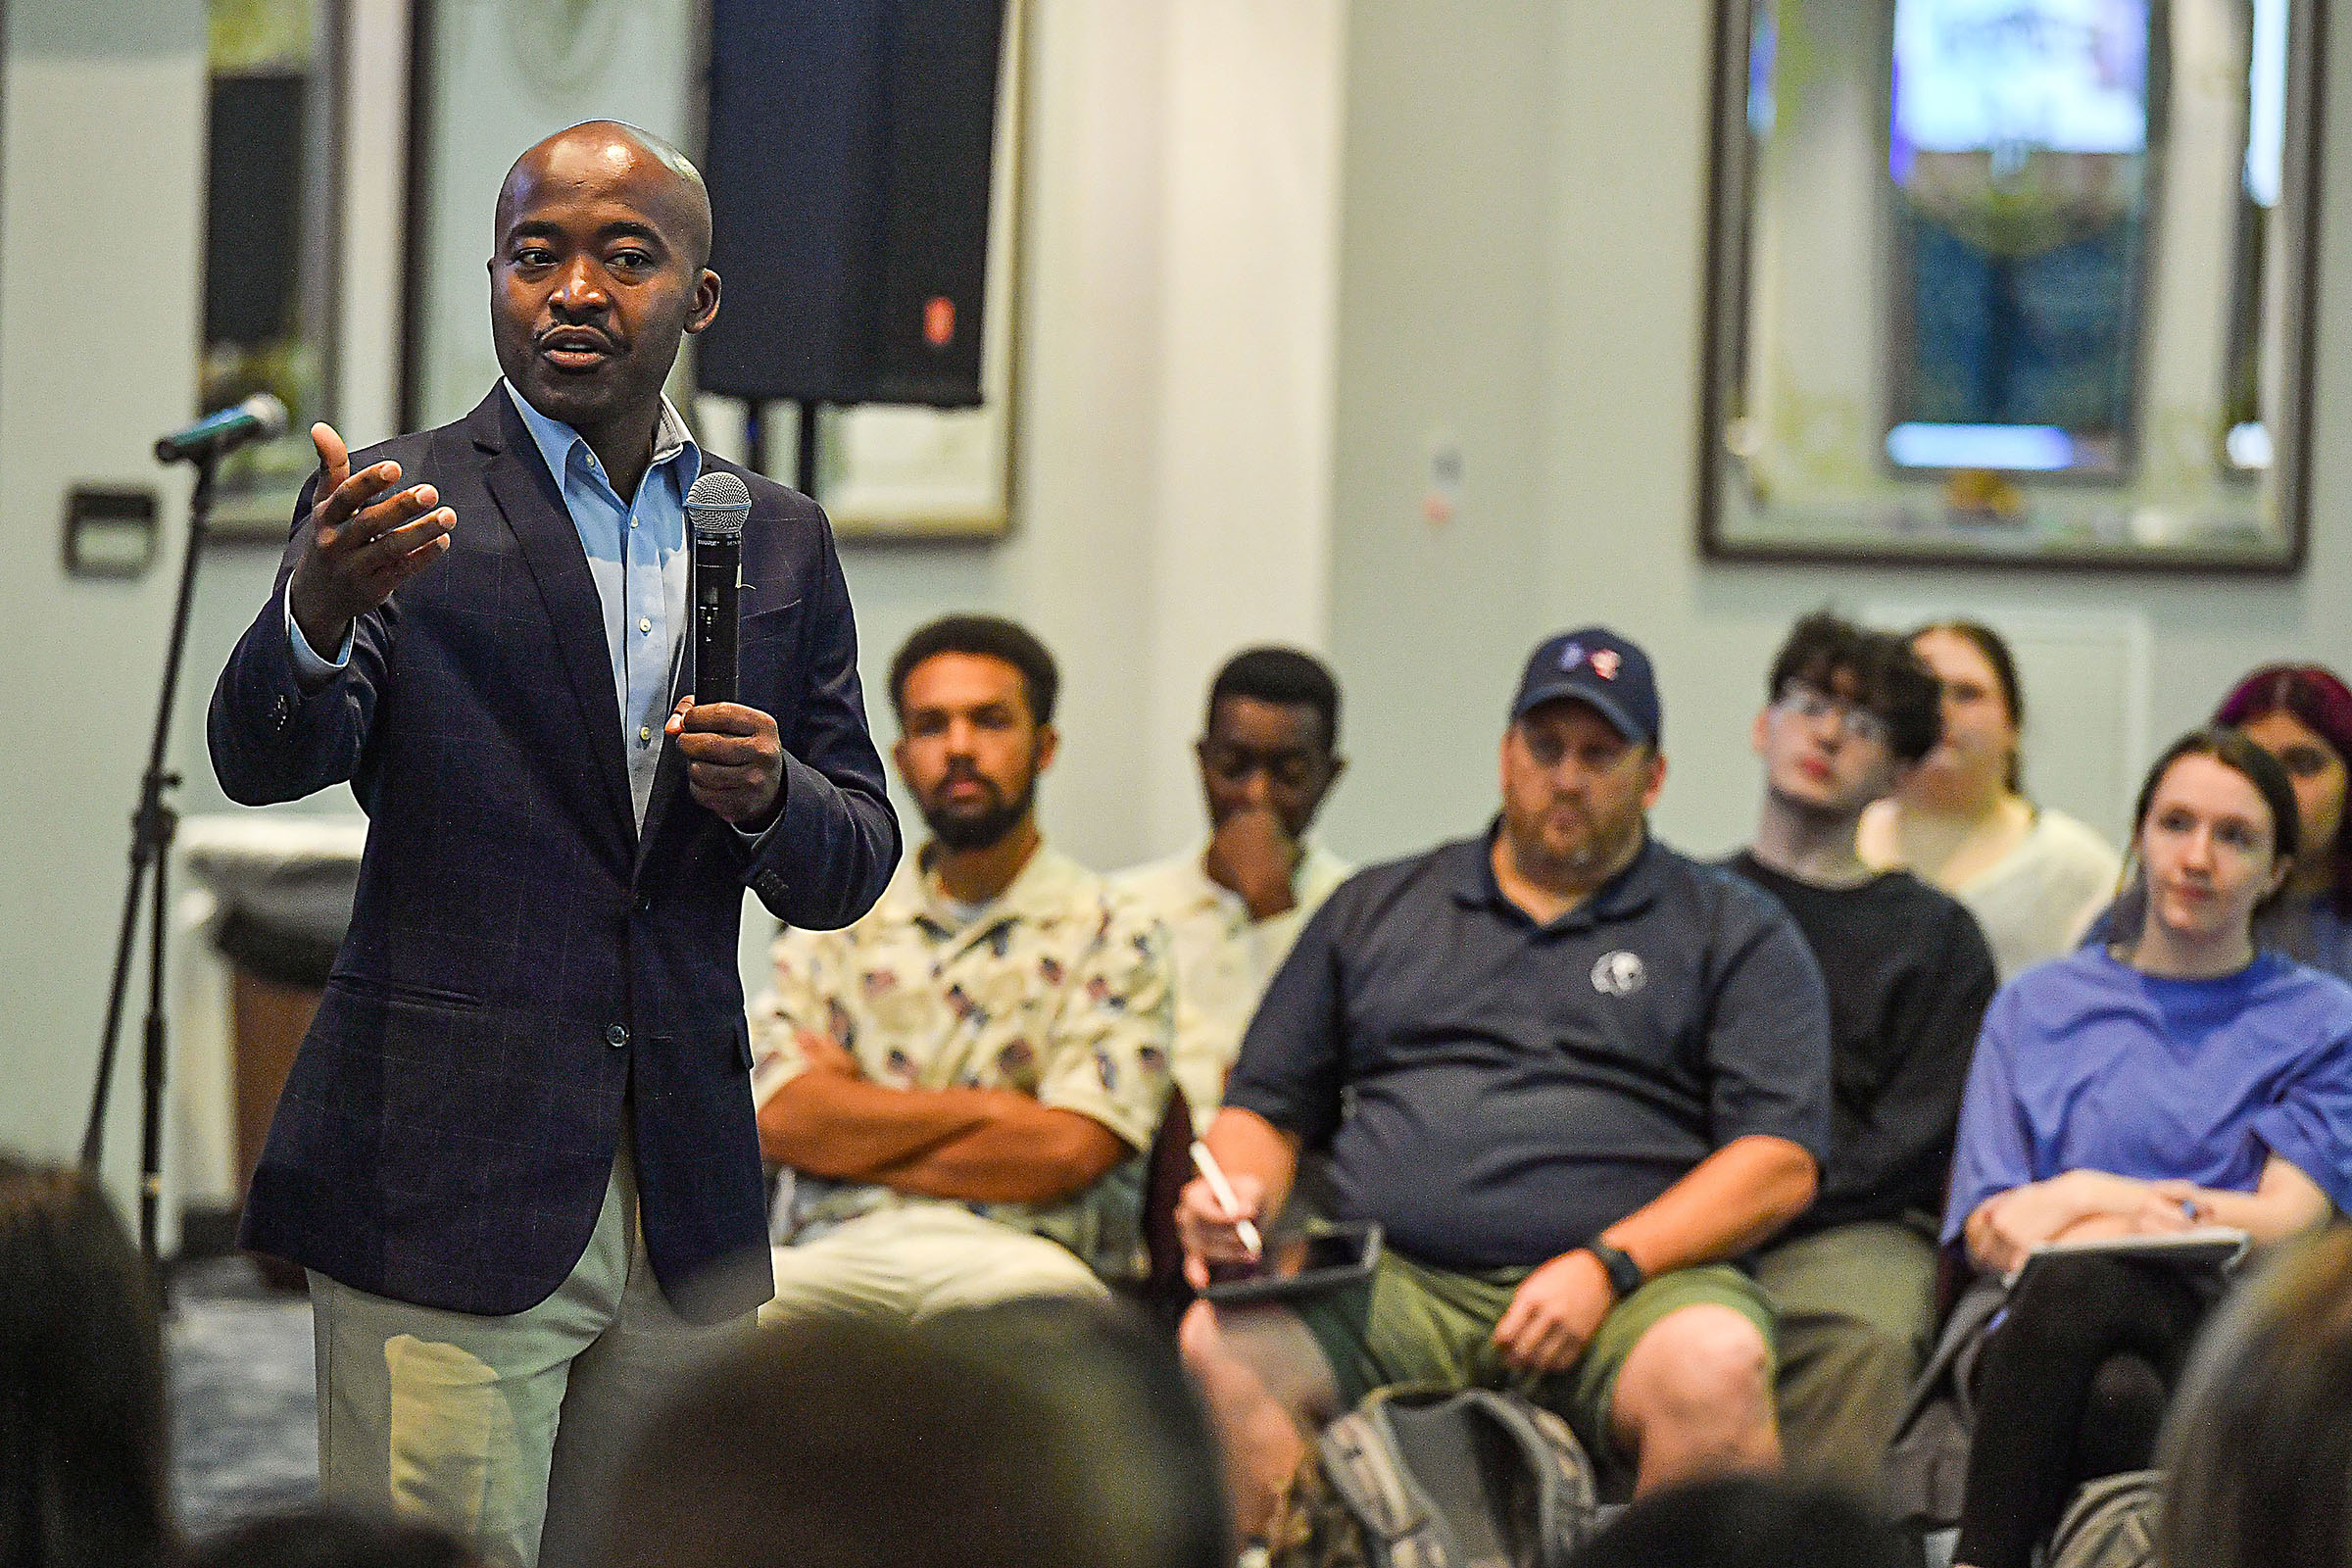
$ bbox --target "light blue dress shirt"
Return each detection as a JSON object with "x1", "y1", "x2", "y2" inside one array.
[{"x1": 289, "y1": 381, "x2": 703, "y2": 824}]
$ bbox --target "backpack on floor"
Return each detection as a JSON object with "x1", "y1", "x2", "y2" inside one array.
[
  {"x1": 1269, "y1": 1385, "x2": 1600, "y2": 1568},
  {"x1": 2045, "y1": 1470, "x2": 2161, "y2": 1568}
]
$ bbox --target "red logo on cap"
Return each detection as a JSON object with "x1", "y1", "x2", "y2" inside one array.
[
  {"x1": 1591, "y1": 649, "x2": 1621, "y2": 679},
  {"x1": 923, "y1": 296, "x2": 956, "y2": 349}
]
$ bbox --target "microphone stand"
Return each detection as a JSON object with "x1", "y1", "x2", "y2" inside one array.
[{"x1": 83, "y1": 446, "x2": 219, "y2": 1267}]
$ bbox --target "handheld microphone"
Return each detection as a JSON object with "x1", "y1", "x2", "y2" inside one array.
[
  {"x1": 686, "y1": 471, "x2": 752, "y2": 705},
  {"x1": 154, "y1": 393, "x2": 288, "y2": 465}
]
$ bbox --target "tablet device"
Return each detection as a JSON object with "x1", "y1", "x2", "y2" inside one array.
[
  {"x1": 2004, "y1": 1226, "x2": 2251, "y2": 1290},
  {"x1": 1200, "y1": 1221, "x2": 1384, "y2": 1305}
]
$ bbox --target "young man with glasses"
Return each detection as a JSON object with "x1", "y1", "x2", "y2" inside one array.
[{"x1": 1727, "y1": 612, "x2": 1998, "y2": 1501}]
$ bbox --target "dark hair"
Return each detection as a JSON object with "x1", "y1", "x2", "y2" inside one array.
[
  {"x1": 1206, "y1": 646, "x2": 1342, "y2": 748},
  {"x1": 1914, "y1": 619, "x2": 2027, "y2": 793},
  {"x1": 1565, "y1": 1477, "x2": 1914, "y2": 1568},
  {"x1": 0, "y1": 1154, "x2": 172, "y2": 1568},
  {"x1": 2160, "y1": 1228, "x2": 2352, "y2": 1568},
  {"x1": 2213, "y1": 662, "x2": 2352, "y2": 915},
  {"x1": 2124, "y1": 728, "x2": 2300, "y2": 923},
  {"x1": 1768, "y1": 612, "x2": 1943, "y2": 763},
  {"x1": 186, "y1": 1505, "x2": 486, "y2": 1568},
  {"x1": 602, "y1": 1298, "x2": 1233, "y2": 1568},
  {"x1": 889, "y1": 613, "x2": 1060, "y2": 727}
]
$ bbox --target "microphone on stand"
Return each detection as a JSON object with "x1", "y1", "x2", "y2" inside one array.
[
  {"x1": 154, "y1": 392, "x2": 288, "y2": 465},
  {"x1": 686, "y1": 471, "x2": 752, "y2": 705}
]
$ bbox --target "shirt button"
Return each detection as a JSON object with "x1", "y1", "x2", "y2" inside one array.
[
  {"x1": 606, "y1": 1023, "x2": 629, "y2": 1049},
  {"x1": 639, "y1": 617, "x2": 652, "y2": 633},
  {"x1": 639, "y1": 724, "x2": 653, "y2": 743},
  {"x1": 630, "y1": 518, "x2": 639, "y2": 529}
]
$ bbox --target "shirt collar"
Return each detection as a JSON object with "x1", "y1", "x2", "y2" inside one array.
[
  {"x1": 503, "y1": 378, "x2": 702, "y2": 498},
  {"x1": 873, "y1": 840, "x2": 1092, "y2": 938},
  {"x1": 1451, "y1": 819, "x2": 1662, "y2": 930}
]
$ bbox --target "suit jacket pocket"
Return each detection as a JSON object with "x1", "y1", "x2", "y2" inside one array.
[
  {"x1": 738, "y1": 600, "x2": 807, "y2": 729},
  {"x1": 326, "y1": 972, "x2": 487, "y2": 1010},
  {"x1": 740, "y1": 600, "x2": 804, "y2": 647}
]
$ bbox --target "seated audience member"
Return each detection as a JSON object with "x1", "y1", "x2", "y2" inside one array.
[
  {"x1": 188, "y1": 1506, "x2": 490, "y2": 1568},
  {"x1": 1115, "y1": 647, "x2": 1352, "y2": 1116},
  {"x1": 598, "y1": 1299, "x2": 1233, "y2": 1568},
  {"x1": 748, "y1": 614, "x2": 1174, "y2": 1320},
  {"x1": 1727, "y1": 613, "x2": 1996, "y2": 1498},
  {"x1": 1178, "y1": 627, "x2": 1832, "y2": 1530},
  {"x1": 1565, "y1": 1476, "x2": 1917, "y2": 1568},
  {"x1": 2161, "y1": 1227, "x2": 2352, "y2": 1568},
  {"x1": 1858, "y1": 620, "x2": 2120, "y2": 980},
  {"x1": 2090, "y1": 662, "x2": 2352, "y2": 982},
  {"x1": 1940, "y1": 728, "x2": 2352, "y2": 1568},
  {"x1": 0, "y1": 1153, "x2": 173, "y2": 1568}
]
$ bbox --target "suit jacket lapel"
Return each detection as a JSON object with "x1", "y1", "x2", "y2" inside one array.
[
  {"x1": 467, "y1": 390, "x2": 637, "y2": 840},
  {"x1": 634, "y1": 634, "x2": 695, "y2": 879}
]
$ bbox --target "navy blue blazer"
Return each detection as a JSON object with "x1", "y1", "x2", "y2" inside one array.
[{"x1": 209, "y1": 388, "x2": 900, "y2": 1322}]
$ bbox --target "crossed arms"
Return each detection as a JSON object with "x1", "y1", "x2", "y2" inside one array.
[{"x1": 758, "y1": 1032, "x2": 1128, "y2": 1205}]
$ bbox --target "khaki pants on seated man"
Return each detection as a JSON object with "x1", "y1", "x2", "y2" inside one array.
[
  {"x1": 764, "y1": 1205, "x2": 1108, "y2": 1323},
  {"x1": 1751, "y1": 1218, "x2": 1939, "y2": 1500}
]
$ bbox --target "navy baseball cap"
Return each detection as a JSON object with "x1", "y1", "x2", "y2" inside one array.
[{"x1": 1509, "y1": 627, "x2": 1661, "y2": 748}]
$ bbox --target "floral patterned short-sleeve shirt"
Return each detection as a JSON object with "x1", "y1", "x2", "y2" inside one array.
[{"x1": 750, "y1": 844, "x2": 1175, "y2": 1277}]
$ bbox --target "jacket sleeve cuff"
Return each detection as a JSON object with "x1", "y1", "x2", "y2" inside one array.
[{"x1": 284, "y1": 582, "x2": 353, "y2": 691}]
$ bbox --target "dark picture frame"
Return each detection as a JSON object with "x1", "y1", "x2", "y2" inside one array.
[{"x1": 1695, "y1": 0, "x2": 2327, "y2": 573}]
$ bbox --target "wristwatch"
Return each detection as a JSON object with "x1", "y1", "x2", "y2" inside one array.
[{"x1": 1582, "y1": 1237, "x2": 1645, "y2": 1302}]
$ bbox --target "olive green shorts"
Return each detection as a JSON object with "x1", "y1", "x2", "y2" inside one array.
[{"x1": 1293, "y1": 1247, "x2": 1776, "y2": 1482}]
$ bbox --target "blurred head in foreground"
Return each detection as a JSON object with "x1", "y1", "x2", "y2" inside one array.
[
  {"x1": 1566, "y1": 1476, "x2": 1917, "y2": 1568},
  {"x1": 600, "y1": 1298, "x2": 1234, "y2": 1568},
  {"x1": 185, "y1": 1504, "x2": 490, "y2": 1568},
  {"x1": 0, "y1": 1152, "x2": 172, "y2": 1568},
  {"x1": 2162, "y1": 1227, "x2": 2352, "y2": 1568}
]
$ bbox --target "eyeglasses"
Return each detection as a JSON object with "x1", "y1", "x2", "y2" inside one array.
[{"x1": 1774, "y1": 682, "x2": 1891, "y2": 749}]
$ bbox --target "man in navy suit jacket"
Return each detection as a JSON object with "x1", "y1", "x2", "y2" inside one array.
[{"x1": 208, "y1": 122, "x2": 899, "y2": 1568}]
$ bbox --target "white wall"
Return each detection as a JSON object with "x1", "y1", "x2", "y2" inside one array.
[
  {"x1": 1326, "y1": 0, "x2": 2352, "y2": 870},
  {"x1": 1320, "y1": 0, "x2": 1560, "y2": 861},
  {"x1": 0, "y1": 0, "x2": 209, "y2": 1187}
]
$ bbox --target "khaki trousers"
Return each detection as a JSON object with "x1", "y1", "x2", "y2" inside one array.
[
  {"x1": 763, "y1": 1204, "x2": 1107, "y2": 1326},
  {"x1": 1752, "y1": 1219, "x2": 1939, "y2": 1501},
  {"x1": 310, "y1": 1143, "x2": 753, "y2": 1568}
]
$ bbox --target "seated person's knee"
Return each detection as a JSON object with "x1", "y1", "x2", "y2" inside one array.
[
  {"x1": 1625, "y1": 1305, "x2": 1774, "y2": 1430},
  {"x1": 1178, "y1": 1298, "x2": 1225, "y2": 1368}
]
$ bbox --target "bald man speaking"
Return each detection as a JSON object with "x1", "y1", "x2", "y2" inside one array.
[{"x1": 209, "y1": 123, "x2": 901, "y2": 1567}]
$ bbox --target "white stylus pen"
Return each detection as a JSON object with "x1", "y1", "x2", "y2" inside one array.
[{"x1": 1190, "y1": 1139, "x2": 1264, "y2": 1260}]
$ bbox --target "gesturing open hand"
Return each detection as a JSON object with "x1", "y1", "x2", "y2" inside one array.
[{"x1": 287, "y1": 422, "x2": 456, "y2": 654}]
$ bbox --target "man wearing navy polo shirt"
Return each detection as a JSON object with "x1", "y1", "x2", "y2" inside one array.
[{"x1": 1176, "y1": 628, "x2": 1832, "y2": 1530}]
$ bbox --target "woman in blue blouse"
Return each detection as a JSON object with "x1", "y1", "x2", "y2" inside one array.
[
  {"x1": 2085, "y1": 662, "x2": 2352, "y2": 982},
  {"x1": 1945, "y1": 729, "x2": 2352, "y2": 1568}
]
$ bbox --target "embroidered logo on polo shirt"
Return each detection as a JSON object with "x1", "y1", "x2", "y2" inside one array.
[{"x1": 1591, "y1": 950, "x2": 1646, "y2": 996}]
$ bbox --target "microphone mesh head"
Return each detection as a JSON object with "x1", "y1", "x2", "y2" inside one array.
[
  {"x1": 685, "y1": 470, "x2": 752, "y2": 540},
  {"x1": 243, "y1": 392, "x2": 290, "y2": 440}
]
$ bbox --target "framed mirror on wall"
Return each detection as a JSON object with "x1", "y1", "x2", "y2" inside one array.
[{"x1": 1698, "y1": 0, "x2": 2325, "y2": 570}]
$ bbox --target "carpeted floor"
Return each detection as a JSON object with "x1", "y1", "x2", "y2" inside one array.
[{"x1": 168, "y1": 1255, "x2": 319, "y2": 1539}]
